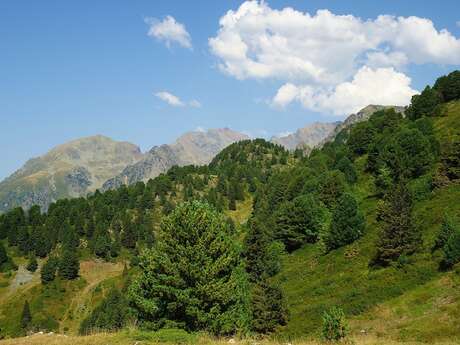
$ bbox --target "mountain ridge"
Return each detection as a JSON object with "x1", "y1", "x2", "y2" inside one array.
[{"x1": 102, "y1": 128, "x2": 249, "y2": 191}]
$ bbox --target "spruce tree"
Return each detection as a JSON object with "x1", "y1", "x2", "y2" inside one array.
[
  {"x1": 325, "y1": 193, "x2": 365, "y2": 251},
  {"x1": 58, "y1": 249, "x2": 79, "y2": 280},
  {"x1": 79, "y1": 288, "x2": 129, "y2": 335},
  {"x1": 441, "y1": 227, "x2": 460, "y2": 269},
  {"x1": 434, "y1": 215, "x2": 456, "y2": 251},
  {"x1": 26, "y1": 255, "x2": 38, "y2": 272},
  {"x1": 21, "y1": 300, "x2": 32, "y2": 331},
  {"x1": 275, "y1": 194, "x2": 326, "y2": 252},
  {"x1": 250, "y1": 280, "x2": 287, "y2": 333},
  {"x1": 373, "y1": 183, "x2": 421, "y2": 266},
  {"x1": 41, "y1": 257, "x2": 58, "y2": 284},
  {"x1": 128, "y1": 201, "x2": 250, "y2": 335},
  {"x1": 0, "y1": 242, "x2": 9, "y2": 267}
]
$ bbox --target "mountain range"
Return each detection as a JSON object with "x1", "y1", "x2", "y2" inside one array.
[{"x1": 0, "y1": 105, "x2": 404, "y2": 212}]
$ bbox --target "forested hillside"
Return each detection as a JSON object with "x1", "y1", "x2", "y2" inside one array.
[{"x1": 0, "y1": 71, "x2": 459, "y2": 343}]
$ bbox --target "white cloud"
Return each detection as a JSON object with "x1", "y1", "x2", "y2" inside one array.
[
  {"x1": 189, "y1": 100, "x2": 202, "y2": 108},
  {"x1": 195, "y1": 126, "x2": 206, "y2": 132},
  {"x1": 146, "y1": 15, "x2": 192, "y2": 49},
  {"x1": 273, "y1": 67, "x2": 417, "y2": 115},
  {"x1": 155, "y1": 91, "x2": 184, "y2": 107},
  {"x1": 210, "y1": 2, "x2": 460, "y2": 82},
  {"x1": 457, "y1": 21, "x2": 460, "y2": 28},
  {"x1": 210, "y1": 1, "x2": 460, "y2": 115},
  {"x1": 155, "y1": 91, "x2": 201, "y2": 108}
]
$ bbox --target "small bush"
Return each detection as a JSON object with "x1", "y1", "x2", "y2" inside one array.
[{"x1": 322, "y1": 306, "x2": 348, "y2": 342}]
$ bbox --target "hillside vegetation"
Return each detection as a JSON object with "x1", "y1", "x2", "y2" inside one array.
[{"x1": 0, "y1": 71, "x2": 459, "y2": 344}]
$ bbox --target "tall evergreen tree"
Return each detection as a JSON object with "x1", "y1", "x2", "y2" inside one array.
[
  {"x1": 26, "y1": 255, "x2": 38, "y2": 272},
  {"x1": 275, "y1": 194, "x2": 326, "y2": 252},
  {"x1": 58, "y1": 249, "x2": 79, "y2": 280},
  {"x1": 128, "y1": 201, "x2": 250, "y2": 335},
  {"x1": 373, "y1": 183, "x2": 421, "y2": 266},
  {"x1": 41, "y1": 257, "x2": 58, "y2": 284},
  {"x1": 325, "y1": 193, "x2": 365, "y2": 251},
  {"x1": 250, "y1": 279, "x2": 287, "y2": 333},
  {"x1": 21, "y1": 300, "x2": 32, "y2": 331}
]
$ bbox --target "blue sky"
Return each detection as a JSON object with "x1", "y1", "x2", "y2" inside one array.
[{"x1": 1, "y1": 0, "x2": 460, "y2": 180}]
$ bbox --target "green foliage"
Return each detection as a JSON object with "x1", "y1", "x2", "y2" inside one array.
[
  {"x1": 347, "y1": 121, "x2": 376, "y2": 155},
  {"x1": 434, "y1": 215, "x2": 456, "y2": 251},
  {"x1": 441, "y1": 226, "x2": 460, "y2": 269},
  {"x1": 41, "y1": 256, "x2": 59, "y2": 284},
  {"x1": 440, "y1": 138, "x2": 460, "y2": 181},
  {"x1": 79, "y1": 288, "x2": 130, "y2": 334},
  {"x1": 274, "y1": 194, "x2": 327, "y2": 252},
  {"x1": 58, "y1": 249, "x2": 79, "y2": 280},
  {"x1": 325, "y1": 193, "x2": 364, "y2": 251},
  {"x1": 335, "y1": 156, "x2": 357, "y2": 184},
  {"x1": 318, "y1": 170, "x2": 347, "y2": 208},
  {"x1": 433, "y1": 70, "x2": 460, "y2": 102},
  {"x1": 322, "y1": 306, "x2": 348, "y2": 342},
  {"x1": 0, "y1": 242, "x2": 17, "y2": 272},
  {"x1": 382, "y1": 127, "x2": 435, "y2": 180},
  {"x1": 20, "y1": 300, "x2": 32, "y2": 331},
  {"x1": 128, "y1": 201, "x2": 250, "y2": 335},
  {"x1": 373, "y1": 183, "x2": 421, "y2": 267},
  {"x1": 406, "y1": 86, "x2": 442, "y2": 120},
  {"x1": 26, "y1": 255, "x2": 38, "y2": 273},
  {"x1": 250, "y1": 280, "x2": 288, "y2": 333}
]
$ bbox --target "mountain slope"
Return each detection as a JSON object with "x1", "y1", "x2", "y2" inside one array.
[
  {"x1": 272, "y1": 122, "x2": 339, "y2": 151},
  {"x1": 0, "y1": 135, "x2": 142, "y2": 211},
  {"x1": 102, "y1": 128, "x2": 248, "y2": 190},
  {"x1": 319, "y1": 105, "x2": 406, "y2": 147}
]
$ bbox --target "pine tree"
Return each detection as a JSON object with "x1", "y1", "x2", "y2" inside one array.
[
  {"x1": 26, "y1": 255, "x2": 38, "y2": 272},
  {"x1": 373, "y1": 183, "x2": 421, "y2": 266},
  {"x1": 434, "y1": 215, "x2": 456, "y2": 251},
  {"x1": 21, "y1": 300, "x2": 32, "y2": 331},
  {"x1": 0, "y1": 242, "x2": 9, "y2": 267},
  {"x1": 58, "y1": 249, "x2": 79, "y2": 280},
  {"x1": 325, "y1": 193, "x2": 365, "y2": 251},
  {"x1": 79, "y1": 288, "x2": 129, "y2": 335},
  {"x1": 250, "y1": 280, "x2": 288, "y2": 333},
  {"x1": 128, "y1": 201, "x2": 250, "y2": 335},
  {"x1": 335, "y1": 156, "x2": 357, "y2": 184},
  {"x1": 41, "y1": 257, "x2": 58, "y2": 284},
  {"x1": 275, "y1": 194, "x2": 326, "y2": 252},
  {"x1": 441, "y1": 228, "x2": 460, "y2": 269}
]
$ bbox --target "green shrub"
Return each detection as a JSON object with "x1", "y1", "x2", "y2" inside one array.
[
  {"x1": 442, "y1": 228, "x2": 460, "y2": 269},
  {"x1": 322, "y1": 306, "x2": 348, "y2": 342}
]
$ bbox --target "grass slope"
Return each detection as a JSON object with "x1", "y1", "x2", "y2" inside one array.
[{"x1": 274, "y1": 102, "x2": 460, "y2": 342}]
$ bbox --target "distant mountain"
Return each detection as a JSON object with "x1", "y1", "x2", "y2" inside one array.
[
  {"x1": 0, "y1": 135, "x2": 143, "y2": 212},
  {"x1": 272, "y1": 122, "x2": 339, "y2": 151},
  {"x1": 319, "y1": 105, "x2": 406, "y2": 147},
  {"x1": 102, "y1": 128, "x2": 248, "y2": 191}
]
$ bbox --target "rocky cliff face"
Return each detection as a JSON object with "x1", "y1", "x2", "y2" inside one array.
[
  {"x1": 272, "y1": 122, "x2": 339, "y2": 151},
  {"x1": 102, "y1": 128, "x2": 248, "y2": 191},
  {"x1": 0, "y1": 135, "x2": 143, "y2": 211}
]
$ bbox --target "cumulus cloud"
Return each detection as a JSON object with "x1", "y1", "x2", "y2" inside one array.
[
  {"x1": 272, "y1": 67, "x2": 417, "y2": 115},
  {"x1": 210, "y1": 2, "x2": 460, "y2": 81},
  {"x1": 146, "y1": 15, "x2": 192, "y2": 49},
  {"x1": 209, "y1": 1, "x2": 460, "y2": 115}
]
